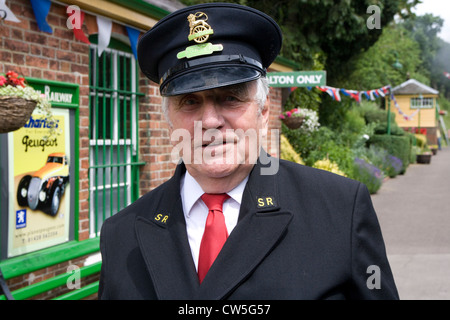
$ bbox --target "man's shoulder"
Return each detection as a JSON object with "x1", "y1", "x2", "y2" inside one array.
[
  {"x1": 102, "y1": 176, "x2": 176, "y2": 228},
  {"x1": 277, "y1": 158, "x2": 360, "y2": 192},
  {"x1": 279, "y1": 158, "x2": 354, "y2": 182}
]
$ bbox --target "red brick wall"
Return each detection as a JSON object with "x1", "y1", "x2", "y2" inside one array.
[
  {"x1": 138, "y1": 78, "x2": 176, "y2": 192},
  {"x1": 1, "y1": 0, "x2": 91, "y2": 241}
]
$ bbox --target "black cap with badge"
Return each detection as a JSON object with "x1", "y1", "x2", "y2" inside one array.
[{"x1": 137, "y1": 2, "x2": 282, "y2": 96}]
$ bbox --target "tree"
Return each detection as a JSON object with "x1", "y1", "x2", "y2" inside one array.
[
  {"x1": 402, "y1": 13, "x2": 444, "y2": 77},
  {"x1": 432, "y1": 40, "x2": 450, "y2": 99},
  {"x1": 180, "y1": 0, "x2": 402, "y2": 84},
  {"x1": 339, "y1": 23, "x2": 424, "y2": 90}
]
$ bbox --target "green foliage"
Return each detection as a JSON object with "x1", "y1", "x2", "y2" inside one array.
[
  {"x1": 338, "y1": 23, "x2": 423, "y2": 89},
  {"x1": 352, "y1": 158, "x2": 384, "y2": 194},
  {"x1": 373, "y1": 123, "x2": 405, "y2": 136},
  {"x1": 280, "y1": 134, "x2": 304, "y2": 165},
  {"x1": 181, "y1": 0, "x2": 400, "y2": 82},
  {"x1": 284, "y1": 87, "x2": 321, "y2": 112},
  {"x1": 414, "y1": 133, "x2": 426, "y2": 148},
  {"x1": 363, "y1": 145, "x2": 403, "y2": 178},
  {"x1": 368, "y1": 134, "x2": 411, "y2": 173},
  {"x1": 433, "y1": 42, "x2": 450, "y2": 100},
  {"x1": 402, "y1": 13, "x2": 444, "y2": 75},
  {"x1": 283, "y1": 125, "x2": 355, "y2": 177}
]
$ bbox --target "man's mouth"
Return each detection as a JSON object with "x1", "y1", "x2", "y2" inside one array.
[
  {"x1": 202, "y1": 141, "x2": 226, "y2": 148},
  {"x1": 199, "y1": 134, "x2": 238, "y2": 148}
]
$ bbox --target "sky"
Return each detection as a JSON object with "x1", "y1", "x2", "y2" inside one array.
[{"x1": 413, "y1": 0, "x2": 450, "y2": 43}]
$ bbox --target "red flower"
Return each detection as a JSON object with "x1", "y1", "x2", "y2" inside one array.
[
  {"x1": 1, "y1": 70, "x2": 26, "y2": 88},
  {"x1": 6, "y1": 71, "x2": 19, "y2": 79}
]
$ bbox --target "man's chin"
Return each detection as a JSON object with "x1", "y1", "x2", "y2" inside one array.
[{"x1": 186, "y1": 162, "x2": 252, "y2": 180}]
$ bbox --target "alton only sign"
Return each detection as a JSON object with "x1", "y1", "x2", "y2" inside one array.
[{"x1": 268, "y1": 71, "x2": 326, "y2": 87}]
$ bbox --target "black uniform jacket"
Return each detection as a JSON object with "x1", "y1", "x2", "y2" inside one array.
[{"x1": 98, "y1": 156, "x2": 399, "y2": 300}]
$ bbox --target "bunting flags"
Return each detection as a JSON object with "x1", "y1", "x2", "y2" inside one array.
[
  {"x1": 126, "y1": 26, "x2": 140, "y2": 60},
  {"x1": 310, "y1": 85, "x2": 419, "y2": 121},
  {"x1": 30, "y1": 0, "x2": 52, "y2": 33},
  {"x1": 390, "y1": 93, "x2": 419, "y2": 121},
  {"x1": 96, "y1": 16, "x2": 112, "y2": 56},
  {"x1": 0, "y1": 0, "x2": 20, "y2": 22},
  {"x1": 340, "y1": 89, "x2": 361, "y2": 103},
  {"x1": 316, "y1": 86, "x2": 341, "y2": 101},
  {"x1": 4, "y1": 1, "x2": 141, "y2": 56},
  {"x1": 314, "y1": 85, "x2": 391, "y2": 104},
  {"x1": 66, "y1": 6, "x2": 90, "y2": 44}
]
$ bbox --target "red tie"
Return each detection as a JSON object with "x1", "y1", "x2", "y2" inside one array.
[{"x1": 198, "y1": 193, "x2": 230, "y2": 283}]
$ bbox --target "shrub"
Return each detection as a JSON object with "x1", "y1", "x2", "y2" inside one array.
[
  {"x1": 352, "y1": 158, "x2": 384, "y2": 194},
  {"x1": 280, "y1": 134, "x2": 305, "y2": 165},
  {"x1": 414, "y1": 134, "x2": 427, "y2": 148},
  {"x1": 363, "y1": 108, "x2": 396, "y2": 125},
  {"x1": 368, "y1": 134, "x2": 411, "y2": 174},
  {"x1": 312, "y1": 158, "x2": 346, "y2": 177},
  {"x1": 373, "y1": 122, "x2": 405, "y2": 136},
  {"x1": 364, "y1": 145, "x2": 403, "y2": 178}
]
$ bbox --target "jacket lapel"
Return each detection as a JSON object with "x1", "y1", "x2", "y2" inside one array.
[
  {"x1": 196, "y1": 156, "x2": 293, "y2": 299},
  {"x1": 134, "y1": 164, "x2": 199, "y2": 299}
]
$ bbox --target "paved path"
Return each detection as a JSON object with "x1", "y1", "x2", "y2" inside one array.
[{"x1": 371, "y1": 146, "x2": 450, "y2": 300}]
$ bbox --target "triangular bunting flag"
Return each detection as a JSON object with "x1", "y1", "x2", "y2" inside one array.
[
  {"x1": 97, "y1": 15, "x2": 112, "y2": 56},
  {"x1": 66, "y1": 6, "x2": 90, "y2": 44},
  {"x1": 0, "y1": 0, "x2": 21, "y2": 22},
  {"x1": 30, "y1": 0, "x2": 52, "y2": 33},
  {"x1": 126, "y1": 26, "x2": 140, "y2": 60},
  {"x1": 317, "y1": 86, "x2": 341, "y2": 101}
]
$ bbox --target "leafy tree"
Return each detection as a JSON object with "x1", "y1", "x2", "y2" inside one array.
[
  {"x1": 402, "y1": 13, "x2": 444, "y2": 77},
  {"x1": 180, "y1": 0, "x2": 403, "y2": 84},
  {"x1": 338, "y1": 23, "x2": 424, "y2": 90}
]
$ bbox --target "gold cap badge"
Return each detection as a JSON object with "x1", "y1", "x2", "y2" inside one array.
[
  {"x1": 177, "y1": 12, "x2": 223, "y2": 59},
  {"x1": 187, "y1": 12, "x2": 213, "y2": 43}
]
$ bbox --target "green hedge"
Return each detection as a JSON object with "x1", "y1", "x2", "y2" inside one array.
[
  {"x1": 364, "y1": 109, "x2": 396, "y2": 125},
  {"x1": 368, "y1": 134, "x2": 411, "y2": 174}
]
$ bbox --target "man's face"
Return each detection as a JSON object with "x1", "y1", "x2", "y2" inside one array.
[{"x1": 167, "y1": 80, "x2": 270, "y2": 182}]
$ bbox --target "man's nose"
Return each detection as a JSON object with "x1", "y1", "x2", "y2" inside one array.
[{"x1": 201, "y1": 101, "x2": 225, "y2": 129}]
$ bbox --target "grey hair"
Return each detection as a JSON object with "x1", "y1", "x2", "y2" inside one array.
[{"x1": 161, "y1": 77, "x2": 269, "y2": 125}]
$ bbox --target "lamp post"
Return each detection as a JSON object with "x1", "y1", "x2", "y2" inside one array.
[{"x1": 387, "y1": 51, "x2": 403, "y2": 135}]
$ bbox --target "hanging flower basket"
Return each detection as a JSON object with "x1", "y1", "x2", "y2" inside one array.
[
  {"x1": 1, "y1": 71, "x2": 54, "y2": 135},
  {"x1": 281, "y1": 116, "x2": 304, "y2": 129},
  {"x1": 0, "y1": 96, "x2": 36, "y2": 133},
  {"x1": 279, "y1": 108, "x2": 320, "y2": 132}
]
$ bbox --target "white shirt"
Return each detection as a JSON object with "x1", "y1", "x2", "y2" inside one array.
[{"x1": 180, "y1": 170, "x2": 248, "y2": 271}]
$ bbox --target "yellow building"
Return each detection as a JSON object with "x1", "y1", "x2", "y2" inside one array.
[{"x1": 390, "y1": 79, "x2": 439, "y2": 144}]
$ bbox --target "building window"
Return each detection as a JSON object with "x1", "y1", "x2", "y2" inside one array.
[
  {"x1": 410, "y1": 97, "x2": 434, "y2": 109},
  {"x1": 89, "y1": 41, "x2": 140, "y2": 237}
]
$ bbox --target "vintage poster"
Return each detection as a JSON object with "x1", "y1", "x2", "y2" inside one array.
[{"x1": 7, "y1": 108, "x2": 71, "y2": 257}]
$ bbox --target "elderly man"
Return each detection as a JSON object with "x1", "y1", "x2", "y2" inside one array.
[{"x1": 98, "y1": 3, "x2": 399, "y2": 300}]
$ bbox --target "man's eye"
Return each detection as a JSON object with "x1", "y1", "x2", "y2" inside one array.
[
  {"x1": 182, "y1": 97, "x2": 198, "y2": 105},
  {"x1": 224, "y1": 96, "x2": 238, "y2": 102},
  {"x1": 178, "y1": 97, "x2": 199, "y2": 109}
]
